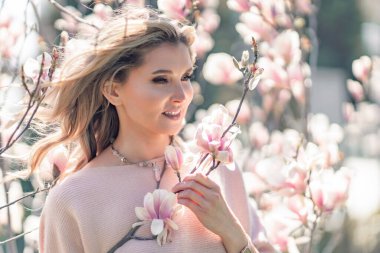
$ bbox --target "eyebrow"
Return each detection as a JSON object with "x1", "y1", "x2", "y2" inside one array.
[{"x1": 151, "y1": 66, "x2": 195, "y2": 75}]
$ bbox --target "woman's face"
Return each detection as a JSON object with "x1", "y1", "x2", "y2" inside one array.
[{"x1": 114, "y1": 42, "x2": 194, "y2": 137}]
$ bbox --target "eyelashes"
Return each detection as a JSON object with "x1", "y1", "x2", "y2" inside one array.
[{"x1": 152, "y1": 73, "x2": 194, "y2": 84}]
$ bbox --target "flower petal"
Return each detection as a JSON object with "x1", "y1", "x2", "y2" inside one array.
[
  {"x1": 151, "y1": 218, "x2": 164, "y2": 235},
  {"x1": 135, "y1": 207, "x2": 150, "y2": 221},
  {"x1": 165, "y1": 218, "x2": 179, "y2": 230}
]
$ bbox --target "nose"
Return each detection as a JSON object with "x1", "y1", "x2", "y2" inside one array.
[{"x1": 171, "y1": 82, "x2": 188, "y2": 103}]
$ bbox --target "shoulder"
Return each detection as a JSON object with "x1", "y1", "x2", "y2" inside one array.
[{"x1": 44, "y1": 166, "x2": 113, "y2": 212}]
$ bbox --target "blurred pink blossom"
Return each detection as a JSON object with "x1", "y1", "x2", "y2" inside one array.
[
  {"x1": 225, "y1": 99, "x2": 251, "y2": 124},
  {"x1": 347, "y1": 79, "x2": 364, "y2": 102},
  {"x1": 285, "y1": 195, "x2": 313, "y2": 225},
  {"x1": 249, "y1": 121, "x2": 270, "y2": 148},
  {"x1": 227, "y1": 0, "x2": 251, "y2": 12},
  {"x1": 54, "y1": 6, "x2": 82, "y2": 32},
  {"x1": 157, "y1": 0, "x2": 189, "y2": 20},
  {"x1": 23, "y1": 53, "x2": 53, "y2": 85},
  {"x1": 271, "y1": 30, "x2": 302, "y2": 66},
  {"x1": 202, "y1": 53, "x2": 243, "y2": 85},
  {"x1": 352, "y1": 55, "x2": 372, "y2": 83},
  {"x1": 198, "y1": 9, "x2": 220, "y2": 33},
  {"x1": 194, "y1": 29, "x2": 215, "y2": 57},
  {"x1": 133, "y1": 189, "x2": 181, "y2": 246},
  {"x1": 294, "y1": 0, "x2": 314, "y2": 14},
  {"x1": 0, "y1": 14, "x2": 23, "y2": 59},
  {"x1": 310, "y1": 168, "x2": 351, "y2": 212},
  {"x1": 236, "y1": 12, "x2": 276, "y2": 43},
  {"x1": 47, "y1": 145, "x2": 69, "y2": 173}
]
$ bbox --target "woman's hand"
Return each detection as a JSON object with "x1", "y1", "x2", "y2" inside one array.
[{"x1": 172, "y1": 173, "x2": 252, "y2": 253}]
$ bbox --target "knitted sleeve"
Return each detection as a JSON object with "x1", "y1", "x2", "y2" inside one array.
[{"x1": 39, "y1": 185, "x2": 85, "y2": 253}]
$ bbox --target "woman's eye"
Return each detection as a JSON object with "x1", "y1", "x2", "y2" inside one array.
[
  {"x1": 182, "y1": 74, "x2": 193, "y2": 81},
  {"x1": 152, "y1": 77, "x2": 169, "y2": 84}
]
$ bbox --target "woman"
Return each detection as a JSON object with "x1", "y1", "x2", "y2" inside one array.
[{"x1": 30, "y1": 6, "x2": 272, "y2": 253}]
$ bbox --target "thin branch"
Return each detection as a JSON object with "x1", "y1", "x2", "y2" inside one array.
[
  {"x1": 0, "y1": 183, "x2": 55, "y2": 211},
  {"x1": 0, "y1": 227, "x2": 39, "y2": 245},
  {"x1": 48, "y1": 0, "x2": 100, "y2": 31}
]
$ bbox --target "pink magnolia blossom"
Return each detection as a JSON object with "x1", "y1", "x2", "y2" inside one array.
[
  {"x1": 258, "y1": 57, "x2": 288, "y2": 91},
  {"x1": 225, "y1": 99, "x2": 251, "y2": 124},
  {"x1": 194, "y1": 29, "x2": 215, "y2": 57},
  {"x1": 352, "y1": 55, "x2": 372, "y2": 83},
  {"x1": 47, "y1": 145, "x2": 69, "y2": 173},
  {"x1": 23, "y1": 52, "x2": 52, "y2": 85},
  {"x1": 195, "y1": 105, "x2": 240, "y2": 164},
  {"x1": 198, "y1": 9, "x2": 220, "y2": 33},
  {"x1": 284, "y1": 195, "x2": 313, "y2": 225},
  {"x1": 271, "y1": 30, "x2": 302, "y2": 66},
  {"x1": 202, "y1": 53, "x2": 243, "y2": 85},
  {"x1": 133, "y1": 189, "x2": 181, "y2": 246},
  {"x1": 295, "y1": 0, "x2": 314, "y2": 14},
  {"x1": 0, "y1": 14, "x2": 24, "y2": 59},
  {"x1": 157, "y1": 0, "x2": 189, "y2": 20},
  {"x1": 309, "y1": 168, "x2": 351, "y2": 212},
  {"x1": 165, "y1": 145, "x2": 183, "y2": 172},
  {"x1": 249, "y1": 121, "x2": 270, "y2": 148},
  {"x1": 236, "y1": 12, "x2": 276, "y2": 43},
  {"x1": 347, "y1": 79, "x2": 364, "y2": 102},
  {"x1": 54, "y1": 6, "x2": 82, "y2": 33},
  {"x1": 254, "y1": 0, "x2": 292, "y2": 28},
  {"x1": 263, "y1": 208, "x2": 303, "y2": 252},
  {"x1": 227, "y1": 0, "x2": 251, "y2": 12}
]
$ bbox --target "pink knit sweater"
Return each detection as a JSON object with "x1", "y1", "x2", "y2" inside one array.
[{"x1": 39, "y1": 157, "x2": 265, "y2": 253}]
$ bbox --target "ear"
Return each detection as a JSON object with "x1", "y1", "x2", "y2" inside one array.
[{"x1": 102, "y1": 81, "x2": 123, "y2": 106}]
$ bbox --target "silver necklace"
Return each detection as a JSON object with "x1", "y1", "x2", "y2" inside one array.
[{"x1": 111, "y1": 143, "x2": 163, "y2": 183}]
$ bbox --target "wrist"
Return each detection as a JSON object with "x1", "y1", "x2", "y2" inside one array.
[{"x1": 220, "y1": 222, "x2": 249, "y2": 253}]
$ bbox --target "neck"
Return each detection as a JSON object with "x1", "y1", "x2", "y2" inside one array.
[{"x1": 112, "y1": 130, "x2": 171, "y2": 163}]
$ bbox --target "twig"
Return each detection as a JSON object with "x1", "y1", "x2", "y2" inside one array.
[
  {"x1": 107, "y1": 225, "x2": 148, "y2": 253},
  {"x1": 0, "y1": 182, "x2": 55, "y2": 211},
  {"x1": 48, "y1": 0, "x2": 100, "y2": 31},
  {"x1": 0, "y1": 227, "x2": 39, "y2": 245}
]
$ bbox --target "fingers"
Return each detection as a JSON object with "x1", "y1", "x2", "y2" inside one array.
[
  {"x1": 184, "y1": 173, "x2": 220, "y2": 192},
  {"x1": 172, "y1": 173, "x2": 214, "y2": 196}
]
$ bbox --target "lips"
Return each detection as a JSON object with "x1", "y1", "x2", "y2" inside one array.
[{"x1": 162, "y1": 110, "x2": 181, "y2": 120}]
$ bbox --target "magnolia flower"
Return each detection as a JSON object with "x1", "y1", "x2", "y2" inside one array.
[
  {"x1": 352, "y1": 55, "x2": 372, "y2": 83},
  {"x1": 23, "y1": 52, "x2": 52, "y2": 85},
  {"x1": 133, "y1": 189, "x2": 181, "y2": 246},
  {"x1": 227, "y1": 0, "x2": 251, "y2": 12},
  {"x1": 165, "y1": 145, "x2": 183, "y2": 181},
  {"x1": 202, "y1": 53, "x2": 243, "y2": 85},
  {"x1": 195, "y1": 105, "x2": 240, "y2": 164},
  {"x1": 195, "y1": 123, "x2": 236, "y2": 164},
  {"x1": 347, "y1": 79, "x2": 364, "y2": 102},
  {"x1": 198, "y1": 9, "x2": 220, "y2": 33},
  {"x1": 47, "y1": 145, "x2": 69, "y2": 174},
  {"x1": 194, "y1": 29, "x2": 215, "y2": 57},
  {"x1": 309, "y1": 168, "x2": 351, "y2": 212},
  {"x1": 236, "y1": 12, "x2": 276, "y2": 43},
  {"x1": 157, "y1": 0, "x2": 189, "y2": 20},
  {"x1": 271, "y1": 30, "x2": 302, "y2": 66}
]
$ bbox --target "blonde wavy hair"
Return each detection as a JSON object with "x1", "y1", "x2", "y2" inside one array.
[{"x1": 29, "y1": 6, "x2": 196, "y2": 177}]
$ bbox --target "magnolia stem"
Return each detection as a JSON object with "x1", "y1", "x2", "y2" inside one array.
[
  {"x1": 190, "y1": 153, "x2": 209, "y2": 174},
  {"x1": 107, "y1": 225, "x2": 155, "y2": 253}
]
